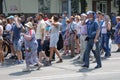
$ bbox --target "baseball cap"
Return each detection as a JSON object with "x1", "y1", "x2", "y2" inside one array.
[
  {"x1": 7, "y1": 15, "x2": 14, "y2": 19},
  {"x1": 86, "y1": 10, "x2": 94, "y2": 15}
]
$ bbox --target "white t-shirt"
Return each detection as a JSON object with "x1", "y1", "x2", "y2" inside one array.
[
  {"x1": 5, "y1": 24, "x2": 12, "y2": 31},
  {"x1": 101, "y1": 21, "x2": 110, "y2": 34},
  {"x1": 35, "y1": 19, "x2": 46, "y2": 39}
]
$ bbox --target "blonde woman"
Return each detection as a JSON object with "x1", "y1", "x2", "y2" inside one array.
[{"x1": 74, "y1": 15, "x2": 81, "y2": 54}]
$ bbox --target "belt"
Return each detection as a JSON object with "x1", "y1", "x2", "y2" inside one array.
[{"x1": 81, "y1": 34, "x2": 87, "y2": 35}]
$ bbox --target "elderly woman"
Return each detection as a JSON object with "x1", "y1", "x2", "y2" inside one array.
[
  {"x1": 21, "y1": 22, "x2": 43, "y2": 71},
  {"x1": 114, "y1": 16, "x2": 120, "y2": 52}
]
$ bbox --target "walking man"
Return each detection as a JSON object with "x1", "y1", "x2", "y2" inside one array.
[{"x1": 82, "y1": 11, "x2": 102, "y2": 69}]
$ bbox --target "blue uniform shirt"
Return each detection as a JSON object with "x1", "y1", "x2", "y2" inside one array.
[{"x1": 86, "y1": 20, "x2": 99, "y2": 39}]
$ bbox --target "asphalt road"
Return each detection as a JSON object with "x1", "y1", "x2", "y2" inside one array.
[{"x1": 0, "y1": 44, "x2": 120, "y2": 80}]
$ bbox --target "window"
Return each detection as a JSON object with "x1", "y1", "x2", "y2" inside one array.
[
  {"x1": 114, "y1": 0, "x2": 119, "y2": 7},
  {"x1": 62, "y1": 0, "x2": 68, "y2": 12},
  {"x1": 96, "y1": 2, "x2": 107, "y2": 14}
]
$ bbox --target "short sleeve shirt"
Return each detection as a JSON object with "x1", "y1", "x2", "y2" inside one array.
[
  {"x1": 35, "y1": 19, "x2": 46, "y2": 39},
  {"x1": 5, "y1": 24, "x2": 12, "y2": 31},
  {"x1": 87, "y1": 20, "x2": 99, "y2": 38}
]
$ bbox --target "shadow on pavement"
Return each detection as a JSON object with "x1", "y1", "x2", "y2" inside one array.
[
  {"x1": 78, "y1": 68, "x2": 95, "y2": 73},
  {"x1": 111, "y1": 51, "x2": 120, "y2": 53},
  {"x1": 2, "y1": 59, "x2": 16, "y2": 67},
  {"x1": 9, "y1": 71, "x2": 31, "y2": 76},
  {"x1": 71, "y1": 60, "x2": 84, "y2": 66},
  {"x1": 61, "y1": 55, "x2": 72, "y2": 59}
]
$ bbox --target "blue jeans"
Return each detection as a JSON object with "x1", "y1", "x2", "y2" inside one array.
[
  {"x1": 101, "y1": 34, "x2": 111, "y2": 57},
  {"x1": 84, "y1": 39, "x2": 101, "y2": 67}
]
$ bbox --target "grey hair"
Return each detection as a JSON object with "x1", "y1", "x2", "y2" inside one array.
[{"x1": 104, "y1": 15, "x2": 111, "y2": 22}]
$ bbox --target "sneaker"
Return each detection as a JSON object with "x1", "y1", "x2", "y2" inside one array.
[
  {"x1": 94, "y1": 65, "x2": 102, "y2": 69},
  {"x1": 9, "y1": 55, "x2": 18, "y2": 60},
  {"x1": 44, "y1": 61, "x2": 51, "y2": 66},
  {"x1": 82, "y1": 65, "x2": 89, "y2": 68},
  {"x1": 15, "y1": 60, "x2": 23, "y2": 64},
  {"x1": 56, "y1": 59, "x2": 63, "y2": 63},
  {"x1": 14, "y1": 60, "x2": 19, "y2": 64},
  {"x1": 18, "y1": 60, "x2": 24, "y2": 64}
]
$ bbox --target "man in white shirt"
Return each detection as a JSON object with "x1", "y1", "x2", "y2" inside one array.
[{"x1": 35, "y1": 13, "x2": 49, "y2": 63}]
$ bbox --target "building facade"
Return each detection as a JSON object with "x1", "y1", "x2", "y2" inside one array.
[
  {"x1": 2, "y1": 0, "x2": 119, "y2": 16},
  {"x1": 92, "y1": 0, "x2": 119, "y2": 15}
]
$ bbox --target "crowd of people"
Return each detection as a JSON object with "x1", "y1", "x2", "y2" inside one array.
[{"x1": 0, "y1": 10, "x2": 120, "y2": 71}]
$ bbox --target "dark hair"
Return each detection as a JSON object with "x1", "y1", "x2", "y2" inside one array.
[
  {"x1": 53, "y1": 15, "x2": 59, "y2": 22},
  {"x1": 70, "y1": 16, "x2": 75, "y2": 20},
  {"x1": 63, "y1": 11, "x2": 67, "y2": 14},
  {"x1": 101, "y1": 13, "x2": 105, "y2": 16},
  {"x1": 6, "y1": 18, "x2": 11, "y2": 23},
  {"x1": 0, "y1": 14, "x2": 5, "y2": 18}
]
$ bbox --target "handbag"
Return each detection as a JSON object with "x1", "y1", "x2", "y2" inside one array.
[{"x1": 107, "y1": 30, "x2": 112, "y2": 37}]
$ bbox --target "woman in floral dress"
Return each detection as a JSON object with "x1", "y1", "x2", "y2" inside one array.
[{"x1": 21, "y1": 22, "x2": 43, "y2": 71}]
